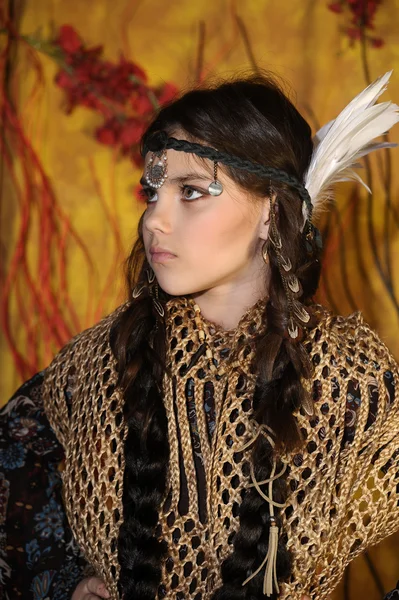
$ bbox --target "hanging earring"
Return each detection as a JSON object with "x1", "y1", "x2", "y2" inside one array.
[
  {"x1": 132, "y1": 283, "x2": 145, "y2": 299},
  {"x1": 146, "y1": 269, "x2": 155, "y2": 284},
  {"x1": 132, "y1": 268, "x2": 152, "y2": 299},
  {"x1": 132, "y1": 268, "x2": 164, "y2": 317},
  {"x1": 208, "y1": 161, "x2": 223, "y2": 196},
  {"x1": 150, "y1": 282, "x2": 165, "y2": 317},
  {"x1": 147, "y1": 268, "x2": 165, "y2": 317},
  {"x1": 145, "y1": 150, "x2": 168, "y2": 189},
  {"x1": 262, "y1": 240, "x2": 269, "y2": 265}
]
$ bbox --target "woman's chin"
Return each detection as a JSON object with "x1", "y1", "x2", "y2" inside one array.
[
  {"x1": 156, "y1": 278, "x2": 204, "y2": 298},
  {"x1": 161, "y1": 285, "x2": 196, "y2": 297}
]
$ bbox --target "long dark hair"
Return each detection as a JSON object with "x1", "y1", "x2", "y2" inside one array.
[{"x1": 110, "y1": 72, "x2": 322, "y2": 599}]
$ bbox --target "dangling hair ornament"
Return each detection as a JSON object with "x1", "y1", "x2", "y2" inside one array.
[
  {"x1": 267, "y1": 187, "x2": 309, "y2": 341},
  {"x1": 208, "y1": 160, "x2": 223, "y2": 196},
  {"x1": 266, "y1": 71, "x2": 399, "y2": 340},
  {"x1": 132, "y1": 268, "x2": 164, "y2": 317}
]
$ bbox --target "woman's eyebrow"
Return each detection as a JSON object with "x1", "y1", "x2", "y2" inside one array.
[{"x1": 140, "y1": 172, "x2": 212, "y2": 186}]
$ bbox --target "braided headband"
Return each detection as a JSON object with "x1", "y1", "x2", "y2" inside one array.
[
  {"x1": 142, "y1": 131, "x2": 318, "y2": 241},
  {"x1": 142, "y1": 132, "x2": 312, "y2": 213}
]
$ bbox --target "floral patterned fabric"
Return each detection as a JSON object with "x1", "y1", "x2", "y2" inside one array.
[{"x1": 0, "y1": 372, "x2": 88, "y2": 599}]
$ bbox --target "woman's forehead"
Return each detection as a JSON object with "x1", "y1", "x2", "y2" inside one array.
[{"x1": 143, "y1": 147, "x2": 214, "y2": 179}]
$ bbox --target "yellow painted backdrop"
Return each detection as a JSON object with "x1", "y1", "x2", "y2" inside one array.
[{"x1": 1, "y1": 1, "x2": 399, "y2": 599}]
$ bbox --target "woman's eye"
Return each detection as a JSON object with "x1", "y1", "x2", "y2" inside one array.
[
  {"x1": 140, "y1": 187, "x2": 158, "y2": 203},
  {"x1": 140, "y1": 185, "x2": 204, "y2": 204},
  {"x1": 182, "y1": 186, "x2": 204, "y2": 201}
]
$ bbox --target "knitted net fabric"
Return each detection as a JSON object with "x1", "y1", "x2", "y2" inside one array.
[{"x1": 42, "y1": 298, "x2": 399, "y2": 600}]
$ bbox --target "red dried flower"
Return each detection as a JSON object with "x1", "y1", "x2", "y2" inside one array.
[
  {"x1": 328, "y1": 0, "x2": 384, "y2": 48},
  {"x1": 53, "y1": 25, "x2": 177, "y2": 166},
  {"x1": 130, "y1": 92, "x2": 154, "y2": 116},
  {"x1": 95, "y1": 119, "x2": 120, "y2": 146},
  {"x1": 55, "y1": 70, "x2": 73, "y2": 90},
  {"x1": 347, "y1": 26, "x2": 362, "y2": 40},
  {"x1": 119, "y1": 118, "x2": 146, "y2": 150},
  {"x1": 370, "y1": 37, "x2": 384, "y2": 47},
  {"x1": 156, "y1": 82, "x2": 179, "y2": 105},
  {"x1": 56, "y1": 25, "x2": 82, "y2": 55},
  {"x1": 328, "y1": 2, "x2": 344, "y2": 13}
]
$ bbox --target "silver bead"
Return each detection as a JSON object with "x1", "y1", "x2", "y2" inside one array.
[{"x1": 208, "y1": 181, "x2": 223, "y2": 196}]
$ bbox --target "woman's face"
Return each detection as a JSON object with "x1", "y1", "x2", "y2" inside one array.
[{"x1": 141, "y1": 143, "x2": 271, "y2": 300}]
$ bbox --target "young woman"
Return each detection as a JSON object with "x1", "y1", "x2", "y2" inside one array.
[{"x1": 1, "y1": 72, "x2": 399, "y2": 600}]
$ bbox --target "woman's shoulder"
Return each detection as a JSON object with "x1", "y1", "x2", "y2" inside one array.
[
  {"x1": 306, "y1": 303, "x2": 397, "y2": 372},
  {"x1": 303, "y1": 304, "x2": 398, "y2": 449},
  {"x1": 41, "y1": 304, "x2": 128, "y2": 444},
  {"x1": 48, "y1": 302, "x2": 129, "y2": 370},
  {"x1": 0, "y1": 371, "x2": 63, "y2": 463},
  {"x1": 308, "y1": 302, "x2": 376, "y2": 338}
]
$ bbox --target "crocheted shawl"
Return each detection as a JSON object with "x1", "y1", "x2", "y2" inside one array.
[{"x1": 42, "y1": 297, "x2": 399, "y2": 600}]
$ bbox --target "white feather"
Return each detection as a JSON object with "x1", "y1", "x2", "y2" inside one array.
[{"x1": 303, "y1": 71, "x2": 399, "y2": 225}]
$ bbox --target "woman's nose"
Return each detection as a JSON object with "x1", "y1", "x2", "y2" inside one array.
[{"x1": 144, "y1": 194, "x2": 173, "y2": 234}]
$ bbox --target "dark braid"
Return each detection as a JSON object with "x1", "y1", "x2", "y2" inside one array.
[{"x1": 110, "y1": 233, "x2": 171, "y2": 599}]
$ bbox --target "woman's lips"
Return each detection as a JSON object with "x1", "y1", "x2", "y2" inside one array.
[{"x1": 151, "y1": 252, "x2": 177, "y2": 263}]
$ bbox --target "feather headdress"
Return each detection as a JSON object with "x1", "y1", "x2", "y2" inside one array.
[{"x1": 303, "y1": 71, "x2": 399, "y2": 225}]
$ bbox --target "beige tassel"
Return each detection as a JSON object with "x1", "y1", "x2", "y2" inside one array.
[
  {"x1": 242, "y1": 445, "x2": 282, "y2": 597},
  {"x1": 241, "y1": 515, "x2": 281, "y2": 597},
  {"x1": 263, "y1": 517, "x2": 280, "y2": 596}
]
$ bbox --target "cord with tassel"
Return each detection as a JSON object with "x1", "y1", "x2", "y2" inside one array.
[{"x1": 239, "y1": 424, "x2": 286, "y2": 597}]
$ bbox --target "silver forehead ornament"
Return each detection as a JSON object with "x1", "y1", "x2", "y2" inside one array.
[
  {"x1": 145, "y1": 150, "x2": 224, "y2": 196},
  {"x1": 145, "y1": 151, "x2": 168, "y2": 189}
]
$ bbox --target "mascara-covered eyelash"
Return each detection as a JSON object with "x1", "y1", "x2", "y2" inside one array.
[
  {"x1": 139, "y1": 186, "x2": 156, "y2": 200},
  {"x1": 139, "y1": 183, "x2": 205, "y2": 203},
  {"x1": 180, "y1": 185, "x2": 205, "y2": 200}
]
